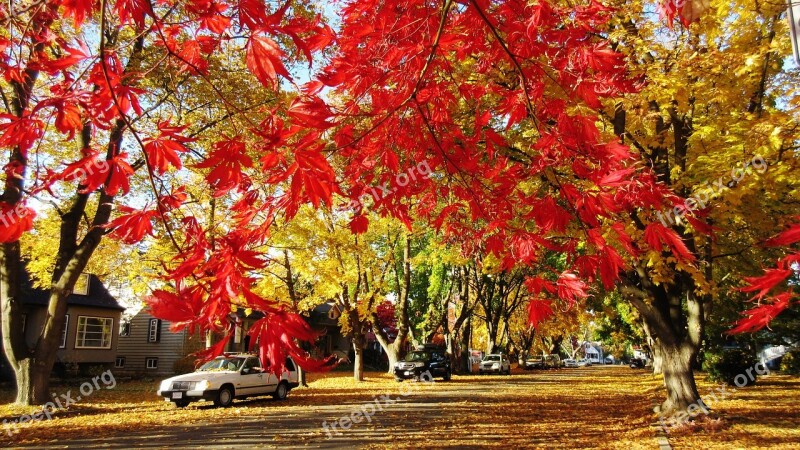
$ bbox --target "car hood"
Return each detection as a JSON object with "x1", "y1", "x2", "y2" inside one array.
[{"x1": 164, "y1": 371, "x2": 238, "y2": 383}]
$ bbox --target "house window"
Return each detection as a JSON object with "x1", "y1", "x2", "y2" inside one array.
[
  {"x1": 72, "y1": 274, "x2": 90, "y2": 295},
  {"x1": 146, "y1": 357, "x2": 158, "y2": 369},
  {"x1": 115, "y1": 357, "x2": 126, "y2": 368},
  {"x1": 148, "y1": 319, "x2": 161, "y2": 343},
  {"x1": 75, "y1": 316, "x2": 113, "y2": 349},
  {"x1": 120, "y1": 322, "x2": 131, "y2": 337},
  {"x1": 234, "y1": 324, "x2": 242, "y2": 344},
  {"x1": 60, "y1": 315, "x2": 69, "y2": 349}
]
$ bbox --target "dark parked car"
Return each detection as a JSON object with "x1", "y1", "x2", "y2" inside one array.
[
  {"x1": 629, "y1": 358, "x2": 646, "y2": 369},
  {"x1": 394, "y1": 345, "x2": 452, "y2": 381}
]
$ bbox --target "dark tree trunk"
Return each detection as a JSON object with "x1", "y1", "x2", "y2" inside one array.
[
  {"x1": 1, "y1": 36, "x2": 144, "y2": 406},
  {"x1": 659, "y1": 343, "x2": 700, "y2": 414}
]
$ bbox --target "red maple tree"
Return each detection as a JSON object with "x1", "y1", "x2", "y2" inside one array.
[{"x1": 0, "y1": 0, "x2": 727, "y2": 409}]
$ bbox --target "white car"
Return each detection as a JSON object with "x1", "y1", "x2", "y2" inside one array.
[
  {"x1": 479, "y1": 354, "x2": 512, "y2": 375},
  {"x1": 157, "y1": 354, "x2": 299, "y2": 408},
  {"x1": 563, "y1": 358, "x2": 579, "y2": 368}
]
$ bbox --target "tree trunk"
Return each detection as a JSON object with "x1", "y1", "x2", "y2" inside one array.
[
  {"x1": 658, "y1": 343, "x2": 701, "y2": 415},
  {"x1": 13, "y1": 359, "x2": 51, "y2": 405},
  {"x1": 370, "y1": 235, "x2": 412, "y2": 374},
  {"x1": 353, "y1": 337, "x2": 365, "y2": 382},
  {"x1": 652, "y1": 342, "x2": 664, "y2": 375}
]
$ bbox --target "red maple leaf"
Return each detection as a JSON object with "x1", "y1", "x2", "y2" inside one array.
[
  {"x1": 195, "y1": 136, "x2": 254, "y2": 196},
  {"x1": 106, "y1": 206, "x2": 159, "y2": 244},
  {"x1": 0, "y1": 202, "x2": 35, "y2": 243},
  {"x1": 246, "y1": 35, "x2": 291, "y2": 88},
  {"x1": 643, "y1": 222, "x2": 695, "y2": 262},
  {"x1": 728, "y1": 293, "x2": 795, "y2": 334},
  {"x1": 0, "y1": 114, "x2": 44, "y2": 155},
  {"x1": 115, "y1": 0, "x2": 153, "y2": 28},
  {"x1": 764, "y1": 223, "x2": 800, "y2": 248},
  {"x1": 61, "y1": 0, "x2": 96, "y2": 26},
  {"x1": 527, "y1": 299, "x2": 554, "y2": 326},
  {"x1": 740, "y1": 269, "x2": 793, "y2": 300},
  {"x1": 349, "y1": 214, "x2": 369, "y2": 234},
  {"x1": 142, "y1": 120, "x2": 193, "y2": 174},
  {"x1": 557, "y1": 272, "x2": 589, "y2": 305}
]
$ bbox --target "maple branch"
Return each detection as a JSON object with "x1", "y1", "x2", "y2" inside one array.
[
  {"x1": 98, "y1": 0, "x2": 188, "y2": 256},
  {"x1": 333, "y1": 0, "x2": 453, "y2": 152},
  {"x1": 467, "y1": 0, "x2": 540, "y2": 134},
  {"x1": 0, "y1": 85, "x2": 10, "y2": 112},
  {"x1": 0, "y1": 0, "x2": 47, "y2": 27}
]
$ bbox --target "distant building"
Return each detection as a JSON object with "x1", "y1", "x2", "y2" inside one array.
[
  {"x1": 582, "y1": 341, "x2": 605, "y2": 364},
  {"x1": 307, "y1": 302, "x2": 350, "y2": 359},
  {"x1": 115, "y1": 309, "x2": 203, "y2": 377}
]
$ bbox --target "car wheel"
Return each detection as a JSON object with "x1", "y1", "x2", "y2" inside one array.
[
  {"x1": 273, "y1": 381, "x2": 289, "y2": 400},
  {"x1": 443, "y1": 369, "x2": 451, "y2": 381},
  {"x1": 214, "y1": 385, "x2": 234, "y2": 407},
  {"x1": 174, "y1": 400, "x2": 190, "y2": 408}
]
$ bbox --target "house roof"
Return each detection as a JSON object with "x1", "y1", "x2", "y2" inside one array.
[
  {"x1": 308, "y1": 302, "x2": 340, "y2": 327},
  {"x1": 21, "y1": 272, "x2": 126, "y2": 311}
]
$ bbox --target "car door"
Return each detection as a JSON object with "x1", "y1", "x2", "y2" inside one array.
[
  {"x1": 239, "y1": 357, "x2": 265, "y2": 396},
  {"x1": 260, "y1": 358, "x2": 280, "y2": 394},
  {"x1": 430, "y1": 352, "x2": 445, "y2": 376}
]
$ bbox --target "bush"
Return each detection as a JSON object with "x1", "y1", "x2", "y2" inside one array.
[
  {"x1": 780, "y1": 351, "x2": 800, "y2": 375},
  {"x1": 703, "y1": 349, "x2": 759, "y2": 386},
  {"x1": 173, "y1": 356, "x2": 199, "y2": 374}
]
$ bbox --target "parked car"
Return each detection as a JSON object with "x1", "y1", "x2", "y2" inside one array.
[
  {"x1": 394, "y1": 345, "x2": 452, "y2": 381},
  {"x1": 523, "y1": 358, "x2": 544, "y2": 370},
  {"x1": 577, "y1": 358, "x2": 592, "y2": 367},
  {"x1": 157, "y1": 354, "x2": 299, "y2": 408},
  {"x1": 563, "y1": 358, "x2": 579, "y2": 368},
  {"x1": 629, "y1": 358, "x2": 646, "y2": 369},
  {"x1": 543, "y1": 354, "x2": 561, "y2": 369},
  {"x1": 479, "y1": 354, "x2": 512, "y2": 375}
]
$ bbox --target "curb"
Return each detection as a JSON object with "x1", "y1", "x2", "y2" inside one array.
[{"x1": 651, "y1": 400, "x2": 673, "y2": 450}]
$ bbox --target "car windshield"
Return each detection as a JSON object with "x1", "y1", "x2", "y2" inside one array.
[
  {"x1": 484, "y1": 355, "x2": 501, "y2": 362},
  {"x1": 404, "y1": 351, "x2": 429, "y2": 362},
  {"x1": 198, "y1": 357, "x2": 245, "y2": 372}
]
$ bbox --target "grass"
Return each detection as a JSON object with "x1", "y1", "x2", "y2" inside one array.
[{"x1": 0, "y1": 367, "x2": 797, "y2": 448}]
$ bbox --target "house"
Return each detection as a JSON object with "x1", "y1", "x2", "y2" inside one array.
[
  {"x1": 115, "y1": 309, "x2": 203, "y2": 377},
  {"x1": 117, "y1": 302, "x2": 364, "y2": 377},
  {"x1": 0, "y1": 272, "x2": 125, "y2": 379},
  {"x1": 307, "y1": 302, "x2": 351, "y2": 359},
  {"x1": 582, "y1": 342, "x2": 605, "y2": 364},
  {"x1": 632, "y1": 346, "x2": 650, "y2": 364},
  {"x1": 758, "y1": 345, "x2": 790, "y2": 370}
]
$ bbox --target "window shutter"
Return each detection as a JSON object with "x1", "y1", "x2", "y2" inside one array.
[{"x1": 156, "y1": 319, "x2": 162, "y2": 343}]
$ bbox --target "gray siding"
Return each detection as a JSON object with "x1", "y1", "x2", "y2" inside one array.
[{"x1": 115, "y1": 310, "x2": 198, "y2": 376}]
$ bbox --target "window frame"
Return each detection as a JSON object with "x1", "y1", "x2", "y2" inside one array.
[
  {"x1": 115, "y1": 356, "x2": 126, "y2": 368},
  {"x1": 75, "y1": 316, "x2": 113, "y2": 349},
  {"x1": 148, "y1": 318, "x2": 161, "y2": 343},
  {"x1": 72, "y1": 274, "x2": 90, "y2": 295},
  {"x1": 120, "y1": 321, "x2": 131, "y2": 337},
  {"x1": 59, "y1": 314, "x2": 69, "y2": 349},
  {"x1": 145, "y1": 357, "x2": 158, "y2": 369}
]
